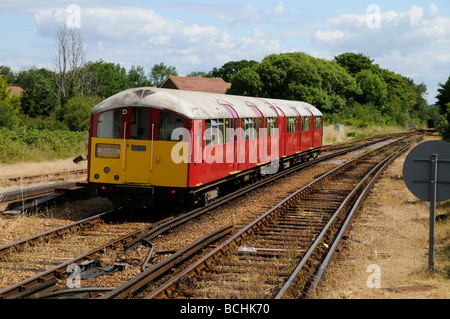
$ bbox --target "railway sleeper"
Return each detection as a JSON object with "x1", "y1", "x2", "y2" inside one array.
[
  {"x1": 219, "y1": 261, "x2": 286, "y2": 270},
  {"x1": 207, "y1": 267, "x2": 291, "y2": 278},
  {"x1": 262, "y1": 224, "x2": 324, "y2": 232}
]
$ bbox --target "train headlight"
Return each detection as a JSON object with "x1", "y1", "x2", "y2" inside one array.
[
  {"x1": 95, "y1": 143, "x2": 120, "y2": 159},
  {"x1": 104, "y1": 166, "x2": 111, "y2": 174}
]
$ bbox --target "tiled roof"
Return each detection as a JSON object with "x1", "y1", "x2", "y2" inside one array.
[
  {"x1": 162, "y1": 76, "x2": 231, "y2": 94},
  {"x1": 7, "y1": 86, "x2": 23, "y2": 96}
]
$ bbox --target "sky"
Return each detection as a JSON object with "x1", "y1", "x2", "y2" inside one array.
[{"x1": 1, "y1": 1, "x2": 450, "y2": 104}]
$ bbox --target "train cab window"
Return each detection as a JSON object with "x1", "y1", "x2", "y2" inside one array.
[
  {"x1": 131, "y1": 108, "x2": 149, "y2": 140},
  {"x1": 315, "y1": 116, "x2": 322, "y2": 130},
  {"x1": 160, "y1": 112, "x2": 184, "y2": 141},
  {"x1": 97, "y1": 109, "x2": 121, "y2": 139}
]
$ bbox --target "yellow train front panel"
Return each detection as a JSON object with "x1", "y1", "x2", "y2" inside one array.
[{"x1": 90, "y1": 137, "x2": 188, "y2": 188}]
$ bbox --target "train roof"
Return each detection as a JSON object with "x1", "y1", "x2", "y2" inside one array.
[{"x1": 91, "y1": 87, "x2": 323, "y2": 119}]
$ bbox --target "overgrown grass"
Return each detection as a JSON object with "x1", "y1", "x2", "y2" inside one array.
[{"x1": 0, "y1": 127, "x2": 86, "y2": 164}]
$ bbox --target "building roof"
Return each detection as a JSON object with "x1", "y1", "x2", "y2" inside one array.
[
  {"x1": 7, "y1": 86, "x2": 23, "y2": 96},
  {"x1": 161, "y1": 76, "x2": 231, "y2": 94}
]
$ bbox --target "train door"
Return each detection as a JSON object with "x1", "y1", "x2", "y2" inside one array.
[
  {"x1": 275, "y1": 107, "x2": 286, "y2": 158},
  {"x1": 123, "y1": 107, "x2": 152, "y2": 184},
  {"x1": 221, "y1": 104, "x2": 238, "y2": 173},
  {"x1": 249, "y1": 105, "x2": 263, "y2": 165},
  {"x1": 290, "y1": 107, "x2": 301, "y2": 152}
]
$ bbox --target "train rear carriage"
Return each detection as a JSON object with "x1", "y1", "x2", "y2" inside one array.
[{"x1": 88, "y1": 87, "x2": 323, "y2": 208}]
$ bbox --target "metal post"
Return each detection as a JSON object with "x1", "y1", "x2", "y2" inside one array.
[{"x1": 429, "y1": 154, "x2": 437, "y2": 271}]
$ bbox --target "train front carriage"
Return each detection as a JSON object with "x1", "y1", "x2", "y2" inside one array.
[
  {"x1": 88, "y1": 89, "x2": 195, "y2": 207},
  {"x1": 88, "y1": 87, "x2": 323, "y2": 209}
]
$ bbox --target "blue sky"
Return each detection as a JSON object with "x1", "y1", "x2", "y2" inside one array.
[{"x1": 1, "y1": 1, "x2": 450, "y2": 104}]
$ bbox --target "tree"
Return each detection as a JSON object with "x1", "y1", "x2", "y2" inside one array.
[
  {"x1": 85, "y1": 60, "x2": 131, "y2": 98},
  {"x1": 437, "y1": 103, "x2": 450, "y2": 141},
  {"x1": 436, "y1": 75, "x2": 450, "y2": 114},
  {"x1": 0, "y1": 75, "x2": 21, "y2": 128},
  {"x1": 128, "y1": 65, "x2": 152, "y2": 88},
  {"x1": 52, "y1": 25, "x2": 88, "y2": 106},
  {"x1": 334, "y1": 53, "x2": 374, "y2": 75},
  {"x1": 150, "y1": 63, "x2": 177, "y2": 87},
  {"x1": 0, "y1": 65, "x2": 16, "y2": 84},
  {"x1": 355, "y1": 69, "x2": 388, "y2": 107},
  {"x1": 62, "y1": 95, "x2": 102, "y2": 131},
  {"x1": 15, "y1": 68, "x2": 59, "y2": 117},
  {"x1": 186, "y1": 71, "x2": 211, "y2": 78},
  {"x1": 211, "y1": 60, "x2": 259, "y2": 82},
  {"x1": 227, "y1": 67, "x2": 262, "y2": 96}
]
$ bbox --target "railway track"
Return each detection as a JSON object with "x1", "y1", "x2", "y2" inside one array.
[
  {"x1": 0, "y1": 182, "x2": 89, "y2": 217},
  {"x1": 0, "y1": 169, "x2": 87, "y2": 189},
  {"x1": 0, "y1": 132, "x2": 421, "y2": 299},
  {"x1": 142, "y1": 133, "x2": 422, "y2": 299}
]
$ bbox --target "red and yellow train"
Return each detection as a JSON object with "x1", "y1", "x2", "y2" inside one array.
[{"x1": 88, "y1": 87, "x2": 323, "y2": 208}]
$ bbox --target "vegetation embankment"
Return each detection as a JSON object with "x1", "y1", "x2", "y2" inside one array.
[{"x1": 0, "y1": 126, "x2": 85, "y2": 164}]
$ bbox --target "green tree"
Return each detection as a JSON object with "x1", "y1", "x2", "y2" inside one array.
[
  {"x1": 334, "y1": 52, "x2": 374, "y2": 75},
  {"x1": 61, "y1": 95, "x2": 102, "y2": 131},
  {"x1": 86, "y1": 60, "x2": 131, "y2": 98},
  {"x1": 0, "y1": 65, "x2": 16, "y2": 84},
  {"x1": 227, "y1": 67, "x2": 262, "y2": 96},
  {"x1": 436, "y1": 75, "x2": 450, "y2": 115},
  {"x1": 186, "y1": 71, "x2": 211, "y2": 78},
  {"x1": 0, "y1": 75, "x2": 21, "y2": 128},
  {"x1": 437, "y1": 103, "x2": 450, "y2": 141},
  {"x1": 128, "y1": 65, "x2": 152, "y2": 87},
  {"x1": 211, "y1": 60, "x2": 259, "y2": 82},
  {"x1": 355, "y1": 69, "x2": 388, "y2": 107},
  {"x1": 15, "y1": 68, "x2": 59, "y2": 117},
  {"x1": 150, "y1": 63, "x2": 178, "y2": 87}
]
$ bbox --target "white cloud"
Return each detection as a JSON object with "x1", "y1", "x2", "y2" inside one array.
[
  {"x1": 267, "y1": 2, "x2": 285, "y2": 16},
  {"x1": 312, "y1": 3, "x2": 450, "y2": 56},
  {"x1": 33, "y1": 5, "x2": 281, "y2": 74},
  {"x1": 311, "y1": 3, "x2": 450, "y2": 104}
]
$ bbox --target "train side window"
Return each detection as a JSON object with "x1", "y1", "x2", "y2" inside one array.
[
  {"x1": 248, "y1": 118, "x2": 255, "y2": 139},
  {"x1": 211, "y1": 119, "x2": 218, "y2": 145},
  {"x1": 131, "y1": 108, "x2": 149, "y2": 140},
  {"x1": 160, "y1": 111, "x2": 184, "y2": 141},
  {"x1": 218, "y1": 119, "x2": 225, "y2": 145},
  {"x1": 315, "y1": 116, "x2": 322, "y2": 130},
  {"x1": 225, "y1": 119, "x2": 231, "y2": 143},
  {"x1": 287, "y1": 117, "x2": 294, "y2": 134},
  {"x1": 205, "y1": 119, "x2": 212, "y2": 146},
  {"x1": 242, "y1": 118, "x2": 255, "y2": 140},
  {"x1": 265, "y1": 117, "x2": 275, "y2": 137},
  {"x1": 302, "y1": 117, "x2": 310, "y2": 131},
  {"x1": 97, "y1": 109, "x2": 121, "y2": 139},
  {"x1": 241, "y1": 118, "x2": 246, "y2": 140}
]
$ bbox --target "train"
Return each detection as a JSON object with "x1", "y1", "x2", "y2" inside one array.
[{"x1": 87, "y1": 87, "x2": 323, "y2": 208}]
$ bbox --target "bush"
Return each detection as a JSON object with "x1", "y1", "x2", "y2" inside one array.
[
  {"x1": 0, "y1": 127, "x2": 86, "y2": 163},
  {"x1": 60, "y1": 95, "x2": 101, "y2": 131}
]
